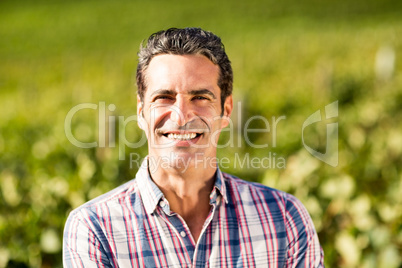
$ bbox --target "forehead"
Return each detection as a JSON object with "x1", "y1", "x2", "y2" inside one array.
[{"x1": 144, "y1": 54, "x2": 220, "y2": 95}]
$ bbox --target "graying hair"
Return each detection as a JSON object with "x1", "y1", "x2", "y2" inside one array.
[{"x1": 136, "y1": 27, "x2": 233, "y2": 111}]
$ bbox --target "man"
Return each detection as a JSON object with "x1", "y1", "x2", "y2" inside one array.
[{"x1": 63, "y1": 27, "x2": 324, "y2": 267}]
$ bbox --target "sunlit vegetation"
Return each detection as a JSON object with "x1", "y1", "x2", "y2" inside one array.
[{"x1": 0, "y1": 0, "x2": 401, "y2": 267}]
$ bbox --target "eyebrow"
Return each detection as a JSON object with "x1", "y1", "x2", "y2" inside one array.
[
  {"x1": 151, "y1": 89, "x2": 216, "y2": 99},
  {"x1": 150, "y1": 89, "x2": 176, "y2": 97}
]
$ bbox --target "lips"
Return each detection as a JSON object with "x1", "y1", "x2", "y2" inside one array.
[
  {"x1": 162, "y1": 132, "x2": 202, "y2": 141},
  {"x1": 166, "y1": 133, "x2": 197, "y2": 140},
  {"x1": 156, "y1": 122, "x2": 208, "y2": 145}
]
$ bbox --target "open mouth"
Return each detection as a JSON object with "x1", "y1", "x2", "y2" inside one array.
[{"x1": 162, "y1": 132, "x2": 202, "y2": 141}]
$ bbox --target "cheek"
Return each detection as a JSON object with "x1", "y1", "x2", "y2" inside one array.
[
  {"x1": 196, "y1": 104, "x2": 221, "y2": 118},
  {"x1": 138, "y1": 117, "x2": 150, "y2": 138},
  {"x1": 144, "y1": 105, "x2": 172, "y2": 128}
]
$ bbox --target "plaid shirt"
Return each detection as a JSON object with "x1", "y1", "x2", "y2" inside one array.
[{"x1": 63, "y1": 159, "x2": 324, "y2": 267}]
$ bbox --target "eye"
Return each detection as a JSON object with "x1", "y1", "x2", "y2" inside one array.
[
  {"x1": 153, "y1": 95, "x2": 174, "y2": 102},
  {"x1": 192, "y1": 96, "x2": 209, "y2": 101}
]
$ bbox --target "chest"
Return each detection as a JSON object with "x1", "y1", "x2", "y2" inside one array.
[{"x1": 106, "y1": 202, "x2": 287, "y2": 267}]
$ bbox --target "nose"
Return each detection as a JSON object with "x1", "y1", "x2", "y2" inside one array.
[{"x1": 170, "y1": 97, "x2": 194, "y2": 126}]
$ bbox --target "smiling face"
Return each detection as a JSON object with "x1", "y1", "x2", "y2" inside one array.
[{"x1": 137, "y1": 54, "x2": 233, "y2": 170}]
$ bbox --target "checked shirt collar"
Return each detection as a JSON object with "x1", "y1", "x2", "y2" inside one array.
[{"x1": 136, "y1": 157, "x2": 228, "y2": 215}]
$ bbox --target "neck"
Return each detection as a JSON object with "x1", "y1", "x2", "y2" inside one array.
[
  {"x1": 149, "y1": 160, "x2": 217, "y2": 204},
  {"x1": 147, "y1": 154, "x2": 218, "y2": 194},
  {"x1": 148, "y1": 156, "x2": 217, "y2": 242}
]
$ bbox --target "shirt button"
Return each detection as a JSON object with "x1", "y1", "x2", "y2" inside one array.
[
  {"x1": 180, "y1": 231, "x2": 186, "y2": 237},
  {"x1": 159, "y1": 200, "x2": 166, "y2": 207}
]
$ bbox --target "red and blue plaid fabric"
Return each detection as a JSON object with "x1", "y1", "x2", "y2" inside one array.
[{"x1": 63, "y1": 159, "x2": 324, "y2": 267}]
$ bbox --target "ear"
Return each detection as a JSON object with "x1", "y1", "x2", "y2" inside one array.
[
  {"x1": 137, "y1": 95, "x2": 145, "y2": 130},
  {"x1": 221, "y1": 95, "x2": 233, "y2": 128}
]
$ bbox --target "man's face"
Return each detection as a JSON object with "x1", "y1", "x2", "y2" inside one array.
[{"x1": 137, "y1": 54, "x2": 232, "y2": 169}]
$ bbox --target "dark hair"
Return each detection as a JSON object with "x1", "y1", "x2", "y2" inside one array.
[{"x1": 136, "y1": 27, "x2": 233, "y2": 111}]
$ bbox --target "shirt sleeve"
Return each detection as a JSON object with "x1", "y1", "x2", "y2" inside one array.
[
  {"x1": 284, "y1": 194, "x2": 324, "y2": 267},
  {"x1": 63, "y1": 210, "x2": 113, "y2": 268}
]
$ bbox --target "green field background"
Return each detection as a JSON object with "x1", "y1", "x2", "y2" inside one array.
[{"x1": 1, "y1": 0, "x2": 401, "y2": 267}]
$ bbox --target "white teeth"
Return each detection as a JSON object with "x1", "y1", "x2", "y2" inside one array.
[{"x1": 166, "y1": 133, "x2": 197, "y2": 140}]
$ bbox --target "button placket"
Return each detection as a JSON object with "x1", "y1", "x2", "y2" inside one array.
[
  {"x1": 192, "y1": 198, "x2": 221, "y2": 266},
  {"x1": 156, "y1": 207, "x2": 196, "y2": 260}
]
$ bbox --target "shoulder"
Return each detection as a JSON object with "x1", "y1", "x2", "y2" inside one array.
[
  {"x1": 222, "y1": 172, "x2": 309, "y2": 216},
  {"x1": 65, "y1": 178, "x2": 140, "y2": 223},
  {"x1": 222, "y1": 172, "x2": 287, "y2": 201},
  {"x1": 222, "y1": 172, "x2": 318, "y2": 234}
]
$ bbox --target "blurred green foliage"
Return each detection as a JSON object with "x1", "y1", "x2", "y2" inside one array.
[{"x1": 0, "y1": 0, "x2": 401, "y2": 267}]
